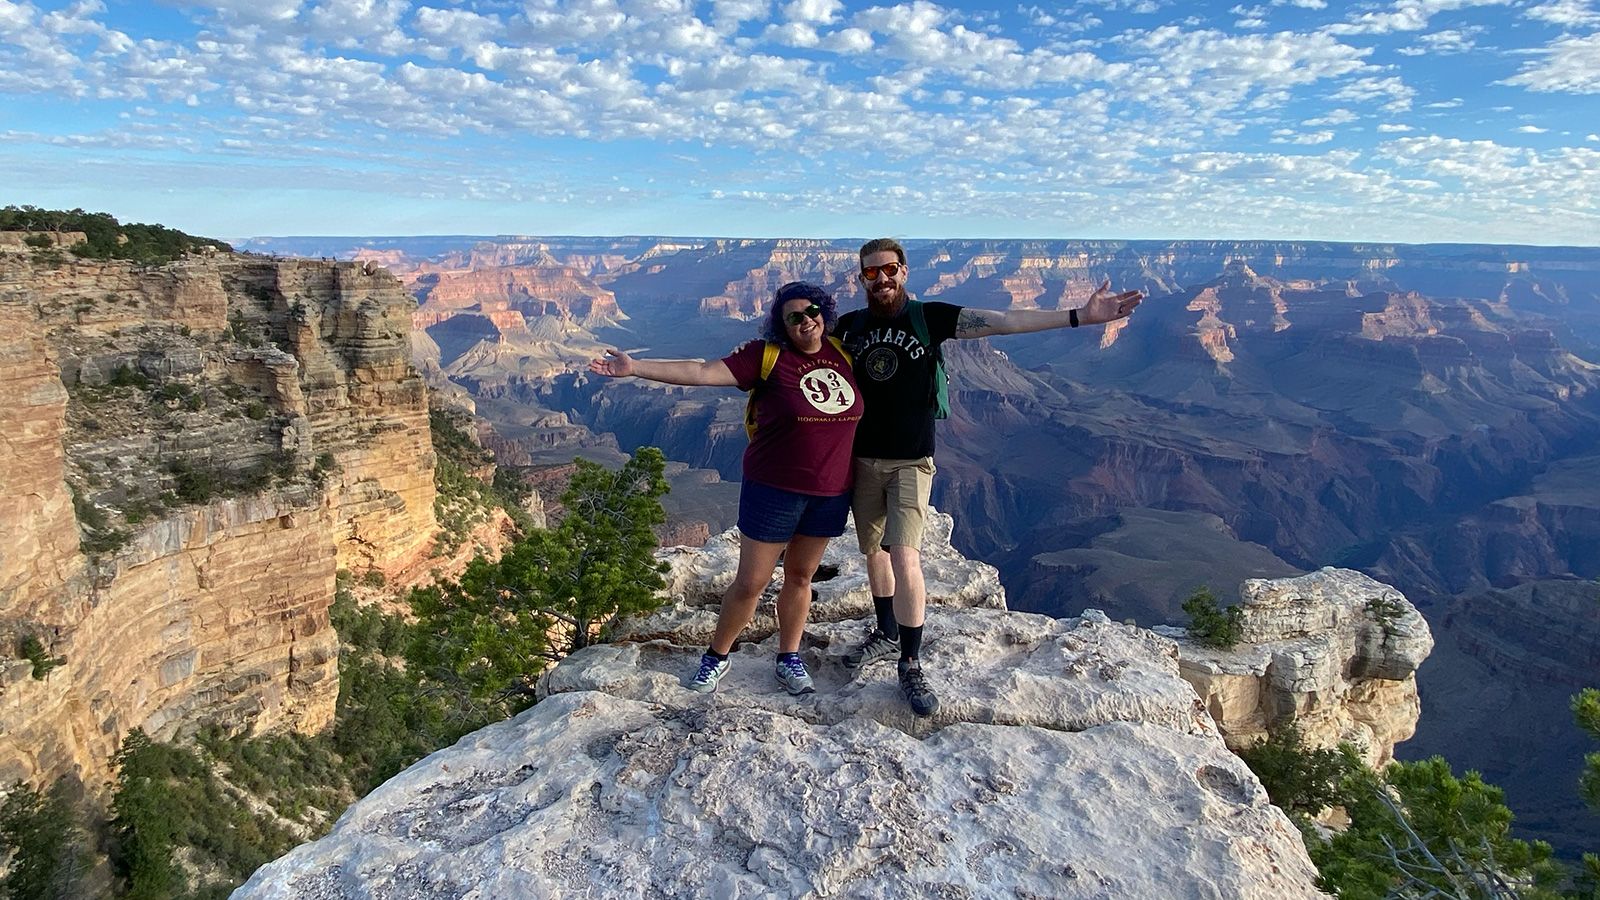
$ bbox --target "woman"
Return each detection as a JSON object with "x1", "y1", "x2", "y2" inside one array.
[{"x1": 588, "y1": 282, "x2": 862, "y2": 695}]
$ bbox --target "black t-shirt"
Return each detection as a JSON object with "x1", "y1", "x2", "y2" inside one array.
[{"x1": 834, "y1": 299, "x2": 961, "y2": 459}]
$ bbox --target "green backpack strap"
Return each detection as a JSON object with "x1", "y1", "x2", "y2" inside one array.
[
  {"x1": 744, "y1": 342, "x2": 781, "y2": 440},
  {"x1": 826, "y1": 335, "x2": 852, "y2": 365},
  {"x1": 906, "y1": 301, "x2": 949, "y2": 419}
]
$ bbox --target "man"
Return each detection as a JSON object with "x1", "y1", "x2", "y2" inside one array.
[{"x1": 833, "y1": 238, "x2": 1144, "y2": 717}]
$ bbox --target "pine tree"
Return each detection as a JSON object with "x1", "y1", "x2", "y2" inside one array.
[
  {"x1": 409, "y1": 447, "x2": 670, "y2": 709},
  {"x1": 0, "y1": 780, "x2": 87, "y2": 900}
]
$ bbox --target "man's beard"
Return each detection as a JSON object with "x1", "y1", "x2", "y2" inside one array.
[{"x1": 867, "y1": 282, "x2": 906, "y2": 316}]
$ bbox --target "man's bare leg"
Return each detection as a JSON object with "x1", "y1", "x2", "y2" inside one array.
[{"x1": 887, "y1": 544, "x2": 925, "y2": 628}]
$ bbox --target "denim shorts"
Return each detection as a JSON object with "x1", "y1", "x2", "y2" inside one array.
[{"x1": 738, "y1": 480, "x2": 852, "y2": 544}]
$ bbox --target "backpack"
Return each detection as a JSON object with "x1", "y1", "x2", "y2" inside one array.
[
  {"x1": 743, "y1": 336, "x2": 852, "y2": 439},
  {"x1": 905, "y1": 300, "x2": 950, "y2": 419}
]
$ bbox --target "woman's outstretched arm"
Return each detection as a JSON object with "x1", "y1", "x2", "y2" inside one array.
[{"x1": 588, "y1": 348, "x2": 739, "y2": 387}]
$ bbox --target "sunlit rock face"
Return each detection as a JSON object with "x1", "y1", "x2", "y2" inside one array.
[
  {"x1": 1158, "y1": 567, "x2": 1433, "y2": 769},
  {"x1": 0, "y1": 252, "x2": 435, "y2": 795},
  {"x1": 236, "y1": 515, "x2": 1326, "y2": 899}
]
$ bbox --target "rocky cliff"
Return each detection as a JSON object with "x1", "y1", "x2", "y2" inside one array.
[
  {"x1": 0, "y1": 250, "x2": 437, "y2": 793},
  {"x1": 236, "y1": 514, "x2": 1435, "y2": 897},
  {"x1": 1157, "y1": 568, "x2": 1434, "y2": 770}
]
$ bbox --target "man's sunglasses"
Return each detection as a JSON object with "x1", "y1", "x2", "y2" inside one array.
[
  {"x1": 783, "y1": 304, "x2": 823, "y2": 326},
  {"x1": 860, "y1": 262, "x2": 904, "y2": 281}
]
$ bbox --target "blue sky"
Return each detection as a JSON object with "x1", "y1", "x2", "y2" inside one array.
[{"x1": 2, "y1": 0, "x2": 1598, "y2": 244}]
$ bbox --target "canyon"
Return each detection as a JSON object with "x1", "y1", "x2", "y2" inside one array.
[{"x1": 240, "y1": 232, "x2": 1600, "y2": 854}]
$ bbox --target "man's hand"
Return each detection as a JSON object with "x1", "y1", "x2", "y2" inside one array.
[
  {"x1": 1078, "y1": 279, "x2": 1144, "y2": 325},
  {"x1": 588, "y1": 348, "x2": 635, "y2": 377}
]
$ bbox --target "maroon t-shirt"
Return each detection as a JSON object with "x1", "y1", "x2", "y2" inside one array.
[{"x1": 722, "y1": 339, "x2": 863, "y2": 496}]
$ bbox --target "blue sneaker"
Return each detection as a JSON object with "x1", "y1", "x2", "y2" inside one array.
[
  {"x1": 774, "y1": 654, "x2": 815, "y2": 695},
  {"x1": 687, "y1": 653, "x2": 730, "y2": 693}
]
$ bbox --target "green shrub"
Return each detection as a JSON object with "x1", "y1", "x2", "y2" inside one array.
[
  {"x1": 243, "y1": 401, "x2": 267, "y2": 420},
  {"x1": 17, "y1": 634, "x2": 62, "y2": 680},
  {"x1": 1182, "y1": 586, "x2": 1244, "y2": 650},
  {"x1": 0, "y1": 779, "x2": 89, "y2": 899},
  {"x1": 1236, "y1": 723, "x2": 1361, "y2": 819},
  {"x1": 1309, "y1": 757, "x2": 1565, "y2": 900},
  {"x1": 109, "y1": 365, "x2": 149, "y2": 389}
]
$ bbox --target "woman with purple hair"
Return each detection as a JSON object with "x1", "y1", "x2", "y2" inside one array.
[{"x1": 589, "y1": 281, "x2": 862, "y2": 696}]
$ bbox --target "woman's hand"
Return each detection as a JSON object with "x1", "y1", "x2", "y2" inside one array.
[{"x1": 589, "y1": 348, "x2": 634, "y2": 378}]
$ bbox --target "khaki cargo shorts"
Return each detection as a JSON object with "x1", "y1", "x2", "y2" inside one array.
[{"x1": 851, "y1": 456, "x2": 936, "y2": 553}]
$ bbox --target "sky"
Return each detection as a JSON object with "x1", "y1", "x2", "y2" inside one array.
[{"x1": 2, "y1": 0, "x2": 1599, "y2": 244}]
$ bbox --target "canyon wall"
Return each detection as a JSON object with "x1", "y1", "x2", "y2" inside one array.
[{"x1": 0, "y1": 248, "x2": 436, "y2": 793}]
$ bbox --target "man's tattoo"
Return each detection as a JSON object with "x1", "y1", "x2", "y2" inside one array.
[{"x1": 956, "y1": 309, "x2": 991, "y2": 335}]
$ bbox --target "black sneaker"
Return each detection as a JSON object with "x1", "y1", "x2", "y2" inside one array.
[
  {"x1": 898, "y1": 659, "x2": 939, "y2": 717},
  {"x1": 845, "y1": 629, "x2": 900, "y2": 669}
]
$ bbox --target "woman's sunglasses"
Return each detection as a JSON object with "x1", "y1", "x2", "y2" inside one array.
[
  {"x1": 783, "y1": 304, "x2": 823, "y2": 326},
  {"x1": 860, "y1": 262, "x2": 904, "y2": 281}
]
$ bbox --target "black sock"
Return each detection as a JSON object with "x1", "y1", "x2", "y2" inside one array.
[
  {"x1": 874, "y1": 596, "x2": 899, "y2": 639},
  {"x1": 777, "y1": 651, "x2": 801, "y2": 663},
  {"x1": 705, "y1": 647, "x2": 728, "y2": 661},
  {"x1": 898, "y1": 624, "x2": 923, "y2": 662}
]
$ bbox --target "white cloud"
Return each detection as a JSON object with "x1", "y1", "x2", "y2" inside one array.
[
  {"x1": 1303, "y1": 108, "x2": 1357, "y2": 125},
  {"x1": 1526, "y1": 0, "x2": 1600, "y2": 27},
  {"x1": 765, "y1": 21, "x2": 820, "y2": 46},
  {"x1": 1331, "y1": 75, "x2": 1415, "y2": 112},
  {"x1": 825, "y1": 26, "x2": 873, "y2": 52},
  {"x1": 1515, "y1": 124, "x2": 1549, "y2": 133},
  {"x1": 1424, "y1": 97, "x2": 1463, "y2": 108},
  {"x1": 1503, "y1": 33, "x2": 1600, "y2": 93},
  {"x1": 1401, "y1": 27, "x2": 1481, "y2": 54},
  {"x1": 1326, "y1": 0, "x2": 1509, "y2": 35},
  {"x1": 1271, "y1": 0, "x2": 1328, "y2": 7},
  {"x1": 1378, "y1": 123, "x2": 1413, "y2": 131},
  {"x1": 1272, "y1": 129, "x2": 1336, "y2": 144},
  {"x1": 782, "y1": 0, "x2": 840, "y2": 24},
  {"x1": 1589, "y1": 133, "x2": 1600, "y2": 141},
  {"x1": 412, "y1": 8, "x2": 503, "y2": 48}
]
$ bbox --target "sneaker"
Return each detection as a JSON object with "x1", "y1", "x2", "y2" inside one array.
[
  {"x1": 687, "y1": 653, "x2": 730, "y2": 693},
  {"x1": 844, "y1": 629, "x2": 900, "y2": 670},
  {"x1": 898, "y1": 660, "x2": 939, "y2": 717},
  {"x1": 774, "y1": 654, "x2": 815, "y2": 695}
]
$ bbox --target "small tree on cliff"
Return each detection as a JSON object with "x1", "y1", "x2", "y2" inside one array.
[
  {"x1": 1576, "y1": 687, "x2": 1600, "y2": 892},
  {"x1": 1182, "y1": 585, "x2": 1244, "y2": 650},
  {"x1": 109, "y1": 729, "x2": 186, "y2": 900},
  {"x1": 1235, "y1": 722, "x2": 1362, "y2": 820},
  {"x1": 1309, "y1": 756, "x2": 1564, "y2": 900},
  {"x1": 0, "y1": 779, "x2": 88, "y2": 900},
  {"x1": 410, "y1": 448, "x2": 670, "y2": 709}
]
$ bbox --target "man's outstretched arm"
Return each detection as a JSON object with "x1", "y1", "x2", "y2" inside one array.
[{"x1": 953, "y1": 279, "x2": 1144, "y2": 339}]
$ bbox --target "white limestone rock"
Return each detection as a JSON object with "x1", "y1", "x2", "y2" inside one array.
[
  {"x1": 236, "y1": 606, "x2": 1326, "y2": 899},
  {"x1": 617, "y1": 508, "x2": 1005, "y2": 646},
  {"x1": 233, "y1": 514, "x2": 1346, "y2": 899},
  {"x1": 1155, "y1": 566, "x2": 1433, "y2": 768}
]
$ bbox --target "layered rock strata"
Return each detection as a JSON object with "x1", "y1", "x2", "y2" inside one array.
[
  {"x1": 1158, "y1": 567, "x2": 1433, "y2": 768},
  {"x1": 0, "y1": 252, "x2": 436, "y2": 792},
  {"x1": 237, "y1": 518, "x2": 1327, "y2": 899}
]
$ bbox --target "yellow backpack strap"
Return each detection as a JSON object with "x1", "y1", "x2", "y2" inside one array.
[
  {"x1": 745, "y1": 341, "x2": 781, "y2": 440},
  {"x1": 827, "y1": 335, "x2": 852, "y2": 365},
  {"x1": 761, "y1": 341, "x2": 781, "y2": 380}
]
